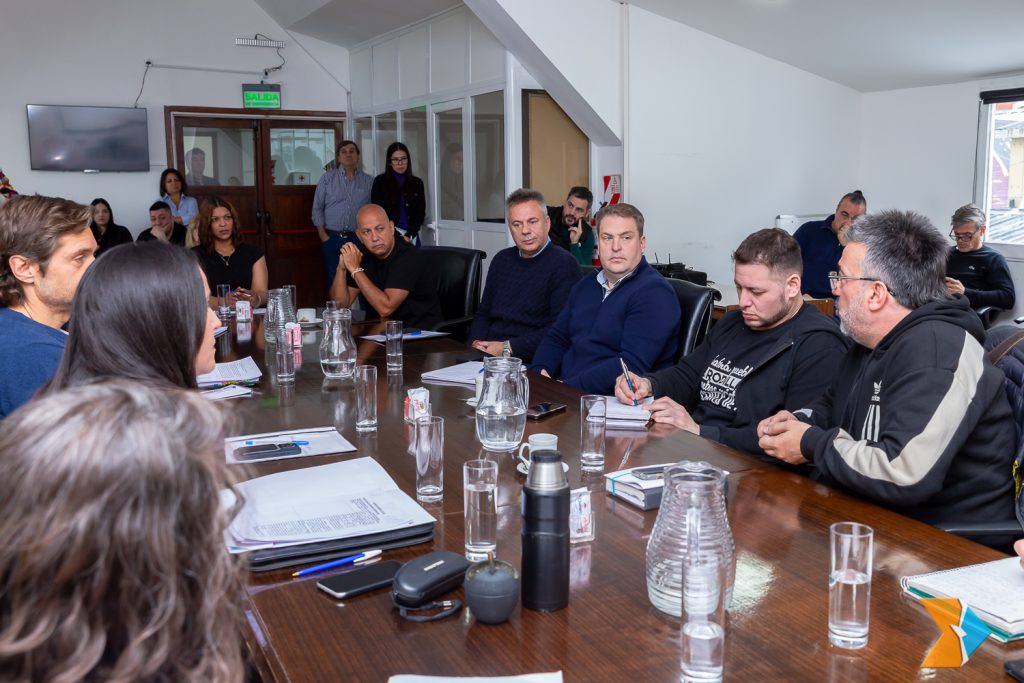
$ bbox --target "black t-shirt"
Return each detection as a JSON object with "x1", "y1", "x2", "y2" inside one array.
[
  {"x1": 91, "y1": 223, "x2": 134, "y2": 257},
  {"x1": 689, "y1": 319, "x2": 795, "y2": 426},
  {"x1": 193, "y1": 243, "x2": 264, "y2": 290},
  {"x1": 346, "y1": 234, "x2": 443, "y2": 328},
  {"x1": 136, "y1": 224, "x2": 187, "y2": 246}
]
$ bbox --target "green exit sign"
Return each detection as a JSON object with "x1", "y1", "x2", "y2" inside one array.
[{"x1": 243, "y1": 84, "x2": 281, "y2": 109}]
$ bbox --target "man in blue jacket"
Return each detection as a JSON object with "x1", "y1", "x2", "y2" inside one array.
[
  {"x1": 531, "y1": 203, "x2": 680, "y2": 394},
  {"x1": 615, "y1": 228, "x2": 849, "y2": 460},
  {"x1": 758, "y1": 210, "x2": 1015, "y2": 527},
  {"x1": 793, "y1": 190, "x2": 867, "y2": 299}
]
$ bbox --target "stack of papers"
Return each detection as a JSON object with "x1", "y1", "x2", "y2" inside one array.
[
  {"x1": 198, "y1": 356, "x2": 262, "y2": 388},
  {"x1": 224, "y1": 426, "x2": 355, "y2": 464},
  {"x1": 601, "y1": 396, "x2": 652, "y2": 430},
  {"x1": 201, "y1": 385, "x2": 253, "y2": 401},
  {"x1": 421, "y1": 361, "x2": 484, "y2": 387},
  {"x1": 389, "y1": 675, "x2": 563, "y2": 683},
  {"x1": 360, "y1": 330, "x2": 449, "y2": 343},
  {"x1": 224, "y1": 458, "x2": 435, "y2": 554}
]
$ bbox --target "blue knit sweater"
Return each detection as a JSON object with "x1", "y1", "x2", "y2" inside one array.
[
  {"x1": 0, "y1": 308, "x2": 66, "y2": 419},
  {"x1": 531, "y1": 257, "x2": 681, "y2": 394},
  {"x1": 469, "y1": 243, "x2": 580, "y2": 361}
]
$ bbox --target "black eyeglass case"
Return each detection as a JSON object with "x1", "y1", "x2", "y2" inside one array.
[{"x1": 392, "y1": 551, "x2": 470, "y2": 607}]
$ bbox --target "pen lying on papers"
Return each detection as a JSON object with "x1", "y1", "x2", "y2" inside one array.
[{"x1": 292, "y1": 549, "x2": 383, "y2": 577}]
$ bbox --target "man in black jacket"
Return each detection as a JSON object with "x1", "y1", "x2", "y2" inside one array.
[
  {"x1": 615, "y1": 228, "x2": 849, "y2": 459},
  {"x1": 758, "y1": 210, "x2": 1015, "y2": 527}
]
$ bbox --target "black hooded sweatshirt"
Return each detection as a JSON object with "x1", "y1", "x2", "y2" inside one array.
[{"x1": 797, "y1": 296, "x2": 1015, "y2": 526}]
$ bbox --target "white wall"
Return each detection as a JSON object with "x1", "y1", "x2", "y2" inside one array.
[
  {"x1": 626, "y1": 7, "x2": 862, "y2": 286},
  {"x1": 861, "y1": 72, "x2": 1024, "y2": 321},
  {"x1": 1, "y1": 0, "x2": 348, "y2": 235}
]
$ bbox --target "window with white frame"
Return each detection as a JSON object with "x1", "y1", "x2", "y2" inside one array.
[{"x1": 976, "y1": 88, "x2": 1024, "y2": 244}]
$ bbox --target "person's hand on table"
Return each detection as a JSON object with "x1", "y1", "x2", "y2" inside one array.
[
  {"x1": 647, "y1": 396, "x2": 699, "y2": 434},
  {"x1": 945, "y1": 277, "x2": 965, "y2": 296},
  {"x1": 540, "y1": 369, "x2": 551, "y2": 379},
  {"x1": 234, "y1": 288, "x2": 261, "y2": 307},
  {"x1": 614, "y1": 372, "x2": 651, "y2": 405},
  {"x1": 340, "y1": 243, "x2": 363, "y2": 273},
  {"x1": 472, "y1": 340, "x2": 505, "y2": 356},
  {"x1": 1015, "y1": 539, "x2": 1024, "y2": 570},
  {"x1": 757, "y1": 410, "x2": 810, "y2": 464}
]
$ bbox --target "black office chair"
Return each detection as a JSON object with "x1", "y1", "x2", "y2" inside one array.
[
  {"x1": 664, "y1": 277, "x2": 720, "y2": 359},
  {"x1": 419, "y1": 246, "x2": 486, "y2": 342},
  {"x1": 936, "y1": 325, "x2": 1024, "y2": 548},
  {"x1": 976, "y1": 305, "x2": 1003, "y2": 329}
]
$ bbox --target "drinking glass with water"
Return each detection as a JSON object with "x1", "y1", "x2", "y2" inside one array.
[
  {"x1": 828, "y1": 522, "x2": 873, "y2": 649},
  {"x1": 464, "y1": 459, "x2": 498, "y2": 561},
  {"x1": 385, "y1": 320, "x2": 403, "y2": 372}
]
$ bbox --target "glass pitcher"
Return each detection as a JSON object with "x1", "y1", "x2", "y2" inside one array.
[
  {"x1": 319, "y1": 308, "x2": 357, "y2": 379},
  {"x1": 645, "y1": 461, "x2": 735, "y2": 617},
  {"x1": 475, "y1": 357, "x2": 528, "y2": 451}
]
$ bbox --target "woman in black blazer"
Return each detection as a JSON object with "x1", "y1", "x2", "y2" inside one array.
[{"x1": 371, "y1": 142, "x2": 426, "y2": 244}]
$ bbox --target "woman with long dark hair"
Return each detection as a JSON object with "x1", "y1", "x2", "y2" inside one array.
[
  {"x1": 193, "y1": 196, "x2": 268, "y2": 310},
  {"x1": 0, "y1": 381, "x2": 247, "y2": 682},
  {"x1": 371, "y1": 142, "x2": 426, "y2": 244},
  {"x1": 159, "y1": 167, "x2": 200, "y2": 227},
  {"x1": 88, "y1": 197, "x2": 133, "y2": 257},
  {"x1": 47, "y1": 240, "x2": 221, "y2": 391}
]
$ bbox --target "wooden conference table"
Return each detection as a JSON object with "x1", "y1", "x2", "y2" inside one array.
[{"x1": 217, "y1": 318, "x2": 1022, "y2": 682}]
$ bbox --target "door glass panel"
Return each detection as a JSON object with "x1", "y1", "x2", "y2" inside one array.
[
  {"x1": 269, "y1": 127, "x2": 335, "y2": 186},
  {"x1": 354, "y1": 117, "x2": 373, "y2": 175},
  {"x1": 437, "y1": 108, "x2": 464, "y2": 221},
  {"x1": 472, "y1": 91, "x2": 505, "y2": 222},
  {"x1": 401, "y1": 106, "x2": 428, "y2": 183},
  {"x1": 182, "y1": 126, "x2": 255, "y2": 186},
  {"x1": 377, "y1": 113, "x2": 398, "y2": 176}
]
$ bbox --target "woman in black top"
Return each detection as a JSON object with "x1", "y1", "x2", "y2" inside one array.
[
  {"x1": 89, "y1": 198, "x2": 134, "y2": 256},
  {"x1": 371, "y1": 142, "x2": 426, "y2": 244},
  {"x1": 193, "y1": 196, "x2": 268, "y2": 310}
]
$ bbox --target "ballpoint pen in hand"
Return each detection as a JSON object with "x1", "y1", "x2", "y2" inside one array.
[
  {"x1": 291, "y1": 549, "x2": 382, "y2": 577},
  {"x1": 619, "y1": 358, "x2": 638, "y2": 407}
]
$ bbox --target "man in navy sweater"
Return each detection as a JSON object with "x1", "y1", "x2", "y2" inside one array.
[
  {"x1": 469, "y1": 189, "x2": 580, "y2": 362},
  {"x1": 532, "y1": 203, "x2": 680, "y2": 394},
  {"x1": 0, "y1": 195, "x2": 96, "y2": 418},
  {"x1": 793, "y1": 190, "x2": 867, "y2": 299},
  {"x1": 945, "y1": 203, "x2": 1015, "y2": 314}
]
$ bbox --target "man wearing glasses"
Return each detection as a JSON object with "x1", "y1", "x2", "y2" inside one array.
[
  {"x1": 793, "y1": 190, "x2": 867, "y2": 299},
  {"x1": 757, "y1": 210, "x2": 1015, "y2": 527},
  {"x1": 945, "y1": 203, "x2": 1015, "y2": 315}
]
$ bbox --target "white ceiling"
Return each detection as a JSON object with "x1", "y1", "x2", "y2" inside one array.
[
  {"x1": 254, "y1": 0, "x2": 459, "y2": 48},
  {"x1": 627, "y1": 0, "x2": 1024, "y2": 92}
]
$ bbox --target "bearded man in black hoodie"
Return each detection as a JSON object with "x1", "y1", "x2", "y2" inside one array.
[
  {"x1": 615, "y1": 228, "x2": 849, "y2": 460},
  {"x1": 758, "y1": 210, "x2": 1015, "y2": 527}
]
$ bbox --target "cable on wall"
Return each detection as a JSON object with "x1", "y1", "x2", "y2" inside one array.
[{"x1": 133, "y1": 61, "x2": 152, "y2": 108}]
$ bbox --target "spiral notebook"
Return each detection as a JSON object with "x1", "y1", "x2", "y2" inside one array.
[{"x1": 901, "y1": 557, "x2": 1024, "y2": 642}]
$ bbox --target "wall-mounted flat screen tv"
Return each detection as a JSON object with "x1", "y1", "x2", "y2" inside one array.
[{"x1": 27, "y1": 105, "x2": 150, "y2": 172}]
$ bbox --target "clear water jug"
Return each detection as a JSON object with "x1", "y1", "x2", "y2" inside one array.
[
  {"x1": 264, "y1": 288, "x2": 296, "y2": 342},
  {"x1": 319, "y1": 308, "x2": 356, "y2": 378},
  {"x1": 475, "y1": 357, "x2": 528, "y2": 451},
  {"x1": 645, "y1": 461, "x2": 735, "y2": 617}
]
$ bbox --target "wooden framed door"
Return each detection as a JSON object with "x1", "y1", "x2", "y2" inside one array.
[{"x1": 170, "y1": 108, "x2": 345, "y2": 307}]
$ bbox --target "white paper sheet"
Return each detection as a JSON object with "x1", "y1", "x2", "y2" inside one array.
[
  {"x1": 201, "y1": 385, "x2": 253, "y2": 401},
  {"x1": 197, "y1": 356, "x2": 262, "y2": 387},
  {"x1": 224, "y1": 426, "x2": 355, "y2": 464},
  {"x1": 421, "y1": 361, "x2": 485, "y2": 387},
  {"x1": 224, "y1": 458, "x2": 434, "y2": 554}
]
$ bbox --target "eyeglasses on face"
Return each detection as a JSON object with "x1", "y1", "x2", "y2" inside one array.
[
  {"x1": 949, "y1": 228, "x2": 979, "y2": 242},
  {"x1": 828, "y1": 271, "x2": 898, "y2": 297},
  {"x1": 390, "y1": 156, "x2": 409, "y2": 164}
]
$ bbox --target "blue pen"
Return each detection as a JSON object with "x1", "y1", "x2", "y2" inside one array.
[
  {"x1": 292, "y1": 549, "x2": 383, "y2": 577},
  {"x1": 244, "y1": 440, "x2": 309, "y2": 446},
  {"x1": 407, "y1": 329, "x2": 423, "y2": 336},
  {"x1": 619, "y1": 358, "x2": 639, "y2": 407}
]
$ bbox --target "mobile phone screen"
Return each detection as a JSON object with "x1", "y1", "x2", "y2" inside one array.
[
  {"x1": 316, "y1": 560, "x2": 403, "y2": 599},
  {"x1": 527, "y1": 402, "x2": 567, "y2": 419}
]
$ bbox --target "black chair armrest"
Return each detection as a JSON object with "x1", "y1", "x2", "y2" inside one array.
[
  {"x1": 936, "y1": 520, "x2": 1023, "y2": 536},
  {"x1": 975, "y1": 305, "x2": 1003, "y2": 329}
]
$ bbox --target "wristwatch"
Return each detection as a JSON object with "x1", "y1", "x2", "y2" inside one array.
[{"x1": 351, "y1": 268, "x2": 365, "y2": 275}]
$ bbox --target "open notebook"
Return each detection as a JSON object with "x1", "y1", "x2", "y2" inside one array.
[{"x1": 901, "y1": 556, "x2": 1024, "y2": 642}]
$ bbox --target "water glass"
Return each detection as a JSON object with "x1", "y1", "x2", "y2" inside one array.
[
  {"x1": 216, "y1": 284, "x2": 231, "y2": 318},
  {"x1": 463, "y1": 459, "x2": 498, "y2": 560},
  {"x1": 275, "y1": 330, "x2": 296, "y2": 384},
  {"x1": 326, "y1": 300, "x2": 341, "y2": 312},
  {"x1": 680, "y1": 555, "x2": 727, "y2": 681},
  {"x1": 414, "y1": 416, "x2": 444, "y2": 502},
  {"x1": 580, "y1": 395, "x2": 606, "y2": 471},
  {"x1": 386, "y1": 320, "x2": 403, "y2": 372},
  {"x1": 354, "y1": 365, "x2": 378, "y2": 432},
  {"x1": 828, "y1": 522, "x2": 873, "y2": 649}
]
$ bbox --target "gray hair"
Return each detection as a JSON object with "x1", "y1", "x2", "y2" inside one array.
[
  {"x1": 845, "y1": 210, "x2": 949, "y2": 309},
  {"x1": 951, "y1": 203, "x2": 986, "y2": 230},
  {"x1": 595, "y1": 202, "x2": 645, "y2": 236},
  {"x1": 506, "y1": 188, "x2": 547, "y2": 215}
]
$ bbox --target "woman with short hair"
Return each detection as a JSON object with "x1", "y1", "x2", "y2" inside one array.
[
  {"x1": 0, "y1": 380, "x2": 247, "y2": 682},
  {"x1": 159, "y1": 167, "x2": 200, "y2": 227}
]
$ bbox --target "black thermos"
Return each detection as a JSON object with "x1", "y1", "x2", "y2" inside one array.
[{"x1": 521, "y1": 449, "x2": 570, "y2": 611}]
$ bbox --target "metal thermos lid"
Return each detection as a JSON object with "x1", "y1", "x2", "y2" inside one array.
[{"x1": 524, "y1": 450, "x2": 567, "y2": 490}]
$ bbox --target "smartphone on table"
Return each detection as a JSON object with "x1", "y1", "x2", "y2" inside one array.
[{"x1": 316, "y1": 560, "x2": 403, "y2": 599}]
